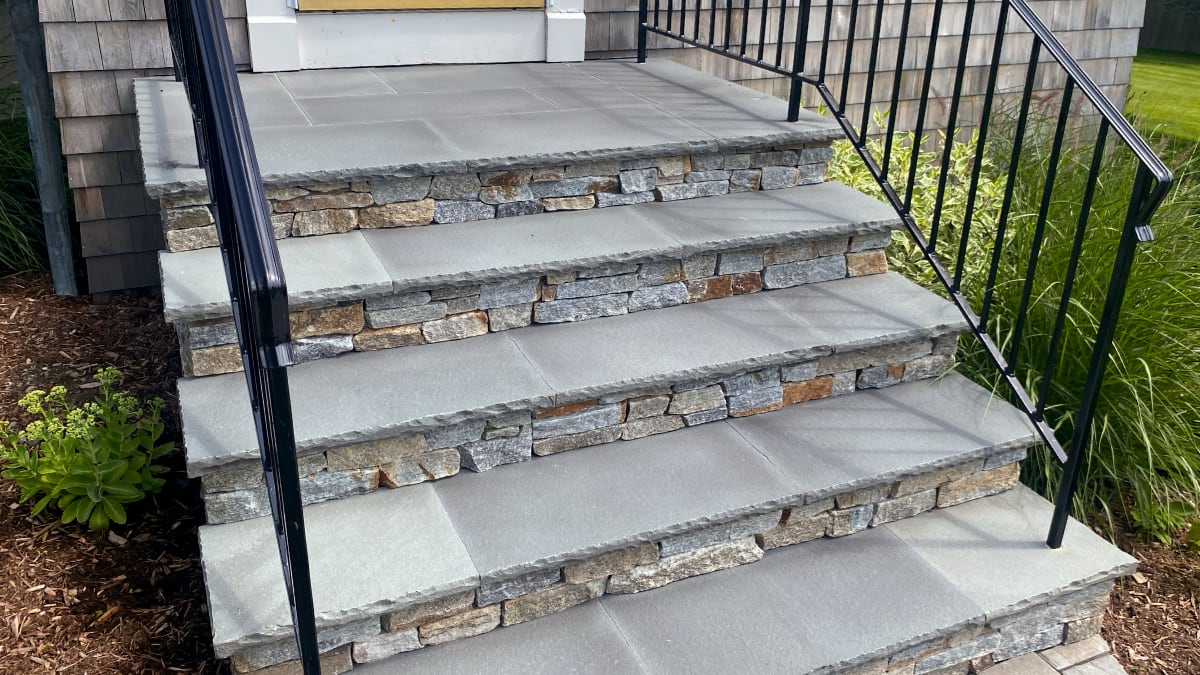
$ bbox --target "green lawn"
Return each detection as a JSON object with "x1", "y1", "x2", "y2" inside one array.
[{"x1": 1126, "y1": 49, "x2": 1200, "y2": 142}]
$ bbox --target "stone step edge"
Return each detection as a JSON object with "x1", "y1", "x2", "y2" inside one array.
[
  {"x1": 197, "y1": 331, "x2": 964, "y2": 525},
  {"x1": 218, "y1": 455, "x2": 1035, "y2": 671},
  {"x1": 177, "y1": 226, "x2": 897, "y2": 377},
  {"x1": 157, "y1": 143, "x2": 838, "y2": 254}
]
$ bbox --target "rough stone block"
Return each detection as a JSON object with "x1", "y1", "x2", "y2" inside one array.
[
  {"x1": 535, "y1": 400, "x2": 598, "y2": 418},
  {"x1": 353, "y1": 325, "x2": 426, "y2": 351},
  {"x1": 378, "y1": 448, "x2": 461, "y2": 488},
  {"x1": 682, "y1": 254, "x2": 717, "y2": 279},
  {"x1": 660, "y1": 511, "x2": 782, "y2": 557},
  {"x1": 533, "y1": 294, "x2": 628, "y2": 323},
  {"x1": 292, "y1": 209, "x2": 358, "y2": 236},
  {"x1": 557, "y1": 273, "x2": 639, "y2": 299},
  {"x1": 656, "y1": 156, "x2": 687, "y2": 177},
  {"x1": 655, "y1": 180, "x2": 729, "y2": 201},
  {"x1": 458, "y1": 430, "x2": 532, "y2": 472},
  {"x1": 627, "y1": 395, "x2": 670, "y2": 420},
  {"x1": 620, "y1": 168, "x2": 657, "y2": 193},
  {"x1": 429, "y1": 173, "x2": 482, "y2": 200},
  {"x1": 828, "y1": 504, "x2": 875, "y2": 536},
  {"x1": 421, "y1": 311, "x2": 489, "y2": 343},
  {"x1": 565, "y1": 161, "x2": 620, "y2": 177},
  {"x1": 849, "y1": 231, "x2": 894, "y2": 252},
  {"x1": 668, "y1": 385, "x2": 726, "y2": 415},
  {"x1": 532, "y1": 426, "x2": 621, "y2": 456},
  {"x1": 477, "y1": 278, "x2": 538, "y2": 309},
  {"x1": 765, "y1": 242, "x2": 817, "y2": 265},
  {"x1": 359, "y1": 200, "x2": 436, "y2": 228},
  {"x1": 723, "y1": 368, "x2": 781, "y2": 396},
  {"x1": 629, "y1": 282, "x2": 688, "y2": 312},
  {"x1": 165, "y1": 205, "x2": 213, "y2": 230},
  {"x1": 418, "y1": 605, "x2": 501, "y2": 646},
  {"x1": 732, "y1": 272, "x2": 763, "y2": 294},
  {"x1": 858, "y1": 364, "x2": 907, "y2": 389},
  {"x1": 366, "y1": 302, "x2": 447, "y2": 329},
  {"x1": 300, "y1": 468, "x2": 377, "y2": 505},
  {"x1": 727, "y1": 386, "x2": 784, "y2": 416},
  {"x1": 501, "y1": 579, "x2": 606, "y2": 626},
  {"x1": 488, "y1": 304, "x2": 532, "y2": 331},
  {"x1": 607, "y1": 537, "x2": 763, "y2": 594},
  {"x1": 1064, "y1": 615, "x2": 1104, "y2": 644},
  {"x1": 782, "y1": 376, "x2": 834, "y2": 405},
  {"x1": 682, "y1": 407, "x2": 729, "y2": 426},
  {"x1": 762, "y1": 255, "x2": 847, "y2": 289},
  {"x1": 445, "y1": 296, "x2": 481, "y2": 314},
  {"x1": 817, "y1": 237, "x2": 849, "y2": 256},
  {"x1": 579, "y1": 263, "x2": 638, "y2": 278},
  {"x1": 992, "y1": 624, "x2": 1065, "y2": 662},
  {"x1": 689, "y1": 153, "x2": 723, "y2": 170},
  {"x1": 983, "y1": 447, "x2": 1029, "y2": 471},
  {"x1": 372, "y1": 176, "x2": 432, "y2": 204},
  {"x1": 533, "y1": 403, "x2": 624, "y2": 439},
  {"x1": 543, "y1": 195, "x2": 597, "y2": 211},
  {"x1": 716, "y1": 250, "x2": 764, "y2": 276},
  {"x1": 903, "y1": 354, "x2": 956, "y2": 381},
  {"x1": 530, "y1": 176, "x2": 617, "y2": 198},
  {"x1": 831, "y1": 371, "x2": 857, "y2": 396},
  {"x1": 872, "y1": 489, "x2": 937, "y2": 526},
  {"x1": 760, "y1": 512, "x2": 830, "y2": 549},
  {"x1": 238, "y1": 644, "x2": 353, "y2": 675},
  {"x1": 166, "y1": 225, "x2": 219, "y2": 251},
  {"x1": 937, "y1": 462, "x2": 1020, "y2": 507},
  {"x1": 477, "y1": 568, "x2": 561, "y2": 606},
  {"x1": 835, "y1": 484, "x2": 891, "y2": 508},
  {"x1": 434, "y1": 201, "x2": 495, "y2": 223},
  {"x1": 686, "y1": 170, "x2": 732, "y2": 183},
  {"x1": 381, "y1": 590, "x2": 477, "y2": 633},
  {"x1": 352, "y1": 629, "x2": 421, "y2": 663},
  {"x1": 531, "y1": 167, "x2": 566, "y2": 181},
  {"x1": 759, "y1": 166, "x2": 801, "y2": 189},
  {"x1": 621, "y1": 415, "x2": 685, "y2": 440},
  {"x1": 205, "y1": 486, "x2": 269, "y2": 524},
  {"x1": 729, "y1": 169, "x2": 762, "y2": 192},
  {"x1": 596, "y1": 191, "x2": 655, "y2": 207},
  {"x1": 637, "y1": 260, "x2": 683, "y2": 285},
  {"x1": 190, "y1": 344, "x2": 243, "y2": 377},
  {"x1": 847, "y1": 249, "x2": 889, "y2": 276},
  {"x1": 276, "y1": 193, "x2": 375, "y2": 213},
  {"x1": 290, "y1": 303, "x2": 365, "y2": 340},
  {"x1": 271, "y1": 214, "x2": 294, "y2": 239},
  {"x1": 202, "y1": 462, "x2": 264, "y2": 494},
  {"x1": 893, "y1": 460, "x2": 983, "y2": 497},
  {"x1": 264, "y1": 187, "x2": 308, "y2": 202},
  {"x1": 366, "y1": 292, "x2": 432, "y2": 311},
  {"x1": 932, "y1": 333, "x2": 959, "y2": 356},
  {"x1": 480, "y1": 169, "x2": 533, "y2": 187},
  {"x1": 497, "y1": 200, "x2": 543, "y2": 217},
  {"x1": 230, "y1": 618, "x2": 376, "y2": 671},
  {"x1": 562, "y1": 544, "x2": 660, "y2": 584},
  {"x1": 327, "y1": 433, "x2": 427, "y2": 471},
  {"x1": 818, "y1": 341, "x2": 932, "y2": 375},
  {"x1": 479, "y1": 185, "x2": 534, "y2": 205}
]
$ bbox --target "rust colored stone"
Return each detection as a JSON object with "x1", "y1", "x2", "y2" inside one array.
[
  {"x1": 728, "y1": 400, "x2": 784, "y2": 418},
  {"x1": 686, "y1": 275, "x2": 734, "y2": 302},
  {"x1": 782, "y1": 376, "x2": 834, "y2": 405},
  {"x1": 887, "y1": 363, "x2": 906, "y2": 380},
  {"x1": 533, "y1": 399, "x2": 599, "y2": 419},
  {"x1": 846, "y1": 249, "x2": 889, "y2": 277},
  {"x1": 732, "y1": 272, "x2": 763, "y2": 295}
]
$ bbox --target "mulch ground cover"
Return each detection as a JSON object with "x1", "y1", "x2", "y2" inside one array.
[{"x1": 0, "y1": 271, "x2": 1195, "y2": 674}]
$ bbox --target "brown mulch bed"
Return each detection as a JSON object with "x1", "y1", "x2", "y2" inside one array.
[{"x1": 0, "y1": 270, "x2": 1196, "y2": 674}]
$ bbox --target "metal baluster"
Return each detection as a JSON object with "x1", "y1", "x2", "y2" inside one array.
[
  {"x1": 757, "y1": 0, "x2": 771, "y2": 61},
  {"x1": 818, "y1": 0, "x2": 834, "y2": 83},
  {"x1": 839, "y1": 0, "x2": 861, "y2": 110},
  {"x1": 859, "y1": 0, "x2": 886, "y2": 138},
  {"x1": 787, "y1": 0, "x2": 811, "y2": 121},
  {"x1": 724, "y1": 0, "x2": 735, "y2": 50},
  {"x1": 882, "y1": 0, "x2": 914, "y2": 179},
  {"x1": 638, "y1": 0, "x2": 650, "y2": 61},
  {"x1": 928, "y1": 0, "x2": 976, "y2": 251},
  {"x1": 904, "y1": 0, "x2": 942, "y2": 211},
  {"x1": 775, "y1": 0, "x2": 789, "y2": 68}
]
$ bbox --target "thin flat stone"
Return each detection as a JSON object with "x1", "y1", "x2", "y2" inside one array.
[
  {"x1": 434, "y1": 422, "x2": 792, "y2": 582},
  {"x1": 199, "y1": 486, "x2": 477, "y2": 656},
  {"x1": 161, "y1": 231, "x2": 391, "y2": 323}
]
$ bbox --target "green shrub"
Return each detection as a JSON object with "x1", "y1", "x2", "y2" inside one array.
[
  {"x1": 0, "y1": 85, "x2": 50, "y2": 276},
  {"x1": 0, "y1": 367, "x2": 173, "y2": 531},
  {"x1": 830, "y1": 118, "x2": 1200, "y2": 543}
]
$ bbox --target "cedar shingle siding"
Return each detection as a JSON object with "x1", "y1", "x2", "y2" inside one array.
[
  {"x1": 37, "y1": 0, "x2": 248, "y2": 294},
  {"x1": 34, "y1": 0, "x2": 1143, "y2": 293}
]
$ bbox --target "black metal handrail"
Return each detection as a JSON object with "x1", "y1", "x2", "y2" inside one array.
[
  {"x1": 638, "y1": 0, "x2": 1173, "y2": 548},
  {"x1": 163, "y1": 2, "x2": 320, "y2": 672}
]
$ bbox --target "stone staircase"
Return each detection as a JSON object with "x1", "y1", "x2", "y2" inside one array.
[{"x1": 136, "y1": 59, "x2": 1136, "y2": 674}]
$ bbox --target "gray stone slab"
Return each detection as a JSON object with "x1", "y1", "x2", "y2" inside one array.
[
  {"x1": 181, "y1": 333, "x2": 553, "y2": 473},
  {"x1": 278, "y1": 68, "x2": 394, "y2": 98},
  {"x1": 885, "y1": 485, "x2": 1139, "y2": 622},
  {"x1": 508, "y1": 274, "x2": 950, "y2": 403},
  {"x1": 727, "y1": 374, "x2": 1039, "y2": 503},
  {"x1": 161, "y1": 231, "x2": 392, "y2": 322},
  {"x1": 370, "y1": 62, "x2": 593, "y2": 94},
  {"x1": 298, "y1": 88, "x2": 559, "y2": 126},
  {"x1": 200, "y1": 485, "x2": 477, "y2": 656},
  {"x1": 600, "y1": 525, "x2": 979, "y2": 674},
  {"x1": 351, "y1": 602, "x2": 644, "y2": 675},
  {"x1": 434, "y1": 422, "x2": 793, "y2": 582}
]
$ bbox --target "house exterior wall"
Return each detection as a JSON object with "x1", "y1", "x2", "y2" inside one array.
[
  {"x1": 36, "y1": 0, "x2": 249, "y2": 295},
  {"x1": 36, "y1": 0, "x2": 1143, "y2": 294}
]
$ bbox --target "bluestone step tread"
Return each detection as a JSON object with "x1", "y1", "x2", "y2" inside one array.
[
  {"x1": 435, "y1": 374, "x2": 1036, "y2": 582},
  {"x1": 199, "y1": 375, "x2": 1038, "y2": 654},
  {"x1": 139, "y1": 60, "x2": 841, "y2": 196},
  {"x1": 181, "y1": 273, "x2": 966, "y2": 473},
  {"x1": 160, "y1": 182, "x2": 899, "y2": 322},
  {"x1": 352, "y1": 486, "x2": 1135, "y2": 674}
]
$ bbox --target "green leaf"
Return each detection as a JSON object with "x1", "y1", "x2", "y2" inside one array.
[
  {"x1": 103, "y1": 482, "x2": 143, "y2": 502},
  {"x1": 88, "y1": 508, "x2": 110, "y2": 531},
  {"x1": 75, "y1": 499, "x2": 95, "y2": 523},
  {"x1": 31, "y1": 494, "x2": 53, "y2": 516},
  {"x1": 1187, "y1": 520, "x2": 1200, "y2": 552},
  {"x1": 101, "y1": 498, "x2": 127, "y2": 525}
]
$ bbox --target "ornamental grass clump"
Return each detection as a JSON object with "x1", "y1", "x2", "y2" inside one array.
[
  {"x1": 830, "y1": 113, "x2": 1200, "y2": 543},
  {"x1": 0, "y1": 367, "x2": 173, "y2": 531}
]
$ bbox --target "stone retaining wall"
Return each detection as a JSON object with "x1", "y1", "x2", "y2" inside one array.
[
  {"x1": 224, "y1": 456, "x2": 1041, "y2": 673},
  {"x1": 200, "y1": 335, "x2": 958, "y2": 524},
  {"x1": 158, "y1": 145, "x2": 833, "y2": 253},
  {"x1": 179, "y1": 226, "x2": 891, "y2": 377}
]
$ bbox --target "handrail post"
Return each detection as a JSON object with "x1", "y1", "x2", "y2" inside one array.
[
  {"x1": 1047, "y1": 165, "x2": 1153, "y2": 548},
  {"x1": 637, "y1": 0, "x2": 650, "y2": 62}
]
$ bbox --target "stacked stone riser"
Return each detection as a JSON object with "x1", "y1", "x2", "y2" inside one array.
[
  {"x1": 223, "y1": 455, "x2": 1037, "y2": 674},
  {"x1": 159, "y1": 147, "x2": 834, "y2": 253},
  {"x1": 200, "y1": 335, "x2": 958, "y2": 525},
  {"x1": 177, "y1": 226, "x2": 892, "y2": 377}
]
